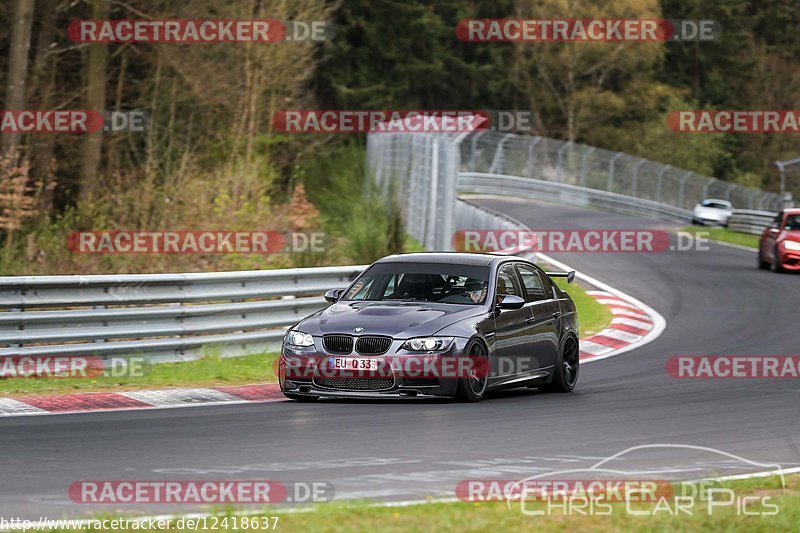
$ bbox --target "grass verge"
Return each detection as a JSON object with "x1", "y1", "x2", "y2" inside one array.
[
  {"x1": 42, "y1": 474, "x2": 800, "y2": 532},
  {"x1": 554, "y1": 279, "x2": 613, "y2": 337},
  {"x1": 0, "y1": 352, "x2": 278, "y2": 397},
  {"x1": 682, "y1": 225, "x2": 760, "y2": 249}
]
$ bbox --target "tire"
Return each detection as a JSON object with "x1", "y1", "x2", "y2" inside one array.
[
  {"x1": 540, "y1": 335, "x2": 579, "y2": 393},
  {"x1": 283, "y1": 393, "x2": 319, "y2": 402},
  {"x1": 455, "y1": 340, "x2": 489, "y2": 402},
  {"x1": 757, "y1": 244, "x2": 770, "y2": 270},
  {"x1": 771, "y1": 245, "x2": 785, "y2": 273}
]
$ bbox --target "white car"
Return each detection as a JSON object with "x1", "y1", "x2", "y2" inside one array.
[{"x1": 692, "y1": 199, "x2": 733, "y2": 227}]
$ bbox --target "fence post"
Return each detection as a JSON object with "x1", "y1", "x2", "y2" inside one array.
[
  {"x1": 704, "y1": 178, "x2": 717, "y2": 199},
  {"x1": 656, "y1": 165, "x2": 672, "y2": 202},
  {"x1": 527, "y1": 136, "x2": 542, "y2": 179},
  {"x1": 632, "y1": 159, "x2": 646, "y2": 198},
  {"x1": 489, "y1": 133, "x2": 513, "y2": 174},
  {"x1": 579, "y1": 146, "x2": 595, "y2": 187},
  {"x1": 608, "y1": 152, "x2": 623, "y2": 192},
  {"x1": 469, "y1": 131, "x2": 486, "y2": 172},
  {"x1": 556, "y1": 141, "x2": 573, "y2": 183},
  {"x1": 677, "y1": 170, "x2": 690, "y2": 209}
]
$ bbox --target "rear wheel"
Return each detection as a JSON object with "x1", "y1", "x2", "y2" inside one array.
[
  {"x1": 540, "y1": 335, "x2": 579, "y2": 393},
  {"x1": 455, "y1": 340, "x2": 489, "y2": 402}
]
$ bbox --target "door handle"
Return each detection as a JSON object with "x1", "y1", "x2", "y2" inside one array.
[
  {"x1": 552, "y1": 311, "x2": 561, "y2": 319},
  {"x1": 524, "y1": 317, "x2": 536, "y2": 324}
]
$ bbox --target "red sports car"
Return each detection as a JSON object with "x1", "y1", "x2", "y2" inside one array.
[{"x1": 758, "y1": 208, "x2": 800, "y2": 272}]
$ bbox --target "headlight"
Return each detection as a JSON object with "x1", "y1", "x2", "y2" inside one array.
[
  {"x1": 401, "y1": 337, "x2": 454, "y2": 352},
  {"x1": 783, "y1": 240, "x2": 800, "y2": 251},
  {"x1": 285, "y1": 330, "x2": 314, "y2": 347}
]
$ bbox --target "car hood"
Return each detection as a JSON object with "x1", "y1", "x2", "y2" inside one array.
[{"x1": 297, "y1": 300, "x2": 487, "y2": 338}]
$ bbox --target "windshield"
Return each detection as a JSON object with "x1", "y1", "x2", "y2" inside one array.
[
  {"x1": 342, "y1": 262, "x2": 490, "y2": 305},
  {"x1": 701, "y1": 200, "x2": 731, "y2": 210},
  {"x1": 785, "y1": 215, "x2": 800, "y2": 231}
]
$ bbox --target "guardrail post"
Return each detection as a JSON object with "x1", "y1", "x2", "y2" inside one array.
[
  {"x1": 632, "y1": 159, "x2": 646, "y2": 198},
  {"x1": 608, "y1": 152, "x2": 623, "y2": 192},
  {"x1": 579, "y1": 146, "x2": 594, "y2": 187},
  {"x1": 526, "y1": 136, "x2": 542, "y2": 179},
  {"x1": 556, "y1": 141, "x2": 573, "y2": 183}
]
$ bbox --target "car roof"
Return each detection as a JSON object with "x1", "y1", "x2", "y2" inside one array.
[
  {"x1": 376, "y1": 252, "x2": 527, "y2": 267},
  {"x1": 782, "y1": 208, "x2": 800, "y2": 215}
]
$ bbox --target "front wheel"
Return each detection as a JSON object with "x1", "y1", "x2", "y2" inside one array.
[
  {"x1": 757, "y1": 244, "x2": 770, "y2": 270},
  {"x1": 540, "y1": 336, "x2": 579, "y2": 393},
  {"x1": 455, "y1": 340, "x2": 489, "y2": 402},
  {"x1": 771, "y1": 245, "x2": 785, "y2": 273}
]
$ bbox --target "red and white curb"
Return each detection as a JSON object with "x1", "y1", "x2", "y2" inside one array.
[
  {"x1": 536, "y1": 251, "x2": 666, "y2": 364},
  {"x1": 0, "y1": 384, "x2": 284, "y2": 417},
  {"x1": 581, "y1": 291, "x2": 655, "y2": 362}
]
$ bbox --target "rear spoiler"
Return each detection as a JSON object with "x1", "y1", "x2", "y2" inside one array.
[{"x1": 546, "y1": 271, "x2": 576, "y2": 284}]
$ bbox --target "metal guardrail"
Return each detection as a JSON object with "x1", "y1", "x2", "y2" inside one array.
[
  {"x1": 460, "y1": 172, "x2": 693, "y2": 224},
  {"x1": 0, "y1": 266, "x2": 365, "y2": 361},
  {"x1": 727, "y1": 210, "x2": 776, "y2": 235}
]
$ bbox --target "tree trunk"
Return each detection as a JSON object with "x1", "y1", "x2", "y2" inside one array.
[
  {"x1": 29, "y1": 0, "x2": 58, "y2": 215},
  {"x1": 79, "y1": 0, "x2": 110, "y2": 202},
  {"x1": 2, "y1": 0, "x2": 35, "y2": 159}
]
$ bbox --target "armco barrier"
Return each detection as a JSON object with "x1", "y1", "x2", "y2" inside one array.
[
  {"x1": 459, "y1": 172, "x2": 694, "y2": 224},
  {"x1": 727, "y1": 210, "x2": 776, "y2": 235},
  {"x1": 0, "y1": 266, "x2": 365, "y2": 362}
]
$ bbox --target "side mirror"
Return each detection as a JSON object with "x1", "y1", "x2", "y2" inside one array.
[
  {"x1": 324, "y1": 288, "x2": 344, "y2": 303},
  {"x1": 497, "y1": 294, "x2": 525, "y2": 310}
]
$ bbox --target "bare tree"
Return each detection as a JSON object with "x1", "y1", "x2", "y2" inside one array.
[
  {"x1": 79, "y1": 0, "x2": 109, "y2": 202},
  {"x1": 2, "y1": 0, "x2": 35, "y2": 158}
]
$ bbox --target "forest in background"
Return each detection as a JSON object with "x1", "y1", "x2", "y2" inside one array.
[{"x1": 0, "y1": 0, "x2": 798, "y2": 274}]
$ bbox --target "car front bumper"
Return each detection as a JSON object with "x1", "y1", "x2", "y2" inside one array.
[{"x1": 278, "y1": 337, "x2": 473, "y2": 399}]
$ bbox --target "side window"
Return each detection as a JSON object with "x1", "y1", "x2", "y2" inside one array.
[
  {"x1": 383, "y1": 274, "x2": 398, "y2": 297},
  {"x1": 346, "y1": 278, "x2": 374, "y2": 300},
  {"x1": 517, "y1": 264, "x2": 548, "y2": 302},
  {"x1": 496, "y1": 264, "x2": 522, "y2": 300}
]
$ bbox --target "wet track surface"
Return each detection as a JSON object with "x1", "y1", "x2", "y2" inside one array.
[{"x1": 2, "y1": 198, "x2": 799, "y2": 518}]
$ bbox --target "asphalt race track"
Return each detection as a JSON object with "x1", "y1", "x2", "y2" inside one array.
[{"x1": 2, "y1": 198, "x2": 799, "y2": 519}]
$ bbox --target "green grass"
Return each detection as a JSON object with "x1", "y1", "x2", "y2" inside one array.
[
  {"x1": 41, "y1": 474, "x2": 800, "y2": 532},
  {"x1": 0, "y1": 352, "x2": 278, "y2": 397},
  {"x1": 682, "y1": 225, "x2": 760, "y2": 249},
  {"x1": 0, "y1": 281, "x2": 611, "y2": 398},
  {"x1": 554, "y1": 279, "x2": 613, "y2": 336}
]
